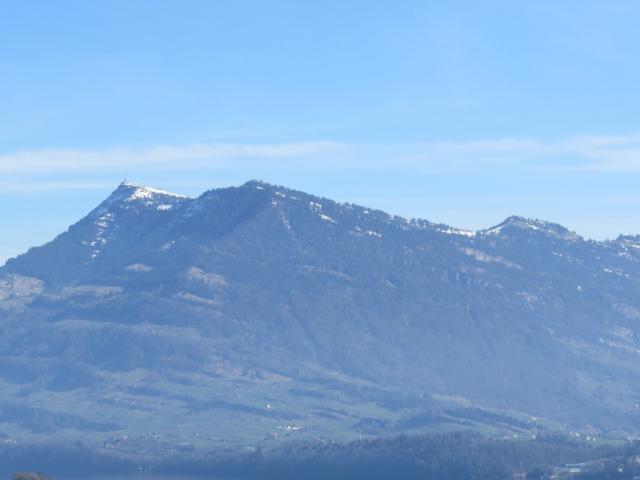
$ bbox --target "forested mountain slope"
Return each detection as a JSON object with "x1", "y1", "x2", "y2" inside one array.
[{"x1": 2, "y1": 180, "x2": 640, "y2": 450}]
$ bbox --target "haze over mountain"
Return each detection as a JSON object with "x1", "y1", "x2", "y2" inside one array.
[{"x1": 2, "y1": 180, "x2": 640, "y2": 453}]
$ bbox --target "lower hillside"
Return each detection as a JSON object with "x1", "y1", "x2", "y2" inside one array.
[{"x1": 1, "y1": 432, "x2": 636, "y2": 480}]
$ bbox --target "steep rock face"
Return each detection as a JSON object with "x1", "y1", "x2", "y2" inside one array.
[{"x1": 2, "y1": 180, "x2": 640, "y2": 447}]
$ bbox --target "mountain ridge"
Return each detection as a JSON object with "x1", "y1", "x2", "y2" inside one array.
[
  {"x1": 1, "y1": 180, "x2": 640, "y2": 452},
  {"x1": 93, "y1": 180, "x2": 636, "y2": 243},
  {"x1": 5, "y1": 179, "x2": 629, "y2": 275}
]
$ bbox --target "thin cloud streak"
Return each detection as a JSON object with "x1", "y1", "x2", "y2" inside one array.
[
  {"x1": 0, "y1": 180, "x2": 118, "y2": 194},
  {"x1": 1, "y1": 135, "x2": 640, "y2": 183},
  {"x1": 0, "y1": 142, "x2": 348, "y2": 174}
]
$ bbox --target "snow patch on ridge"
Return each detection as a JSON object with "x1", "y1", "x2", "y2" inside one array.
[
  {"x1": 88, "y1": 212, "x2": 114, "y2": 259},
  {"x1": 120, "y1": 181, "x2": 188, "y2": 202},
  {"x1": 460, "y1": 247, "x2": 521, "y2": 269},
  {"x1": 319, "y1": 214, "x2": 336, "y2": 223},
  {"x1": 437, "y1": 227, "x2": 476, "y2": 238}
]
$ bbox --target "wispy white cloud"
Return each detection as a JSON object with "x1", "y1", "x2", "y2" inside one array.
[
  {"x1": 383, "y1": 134, "x2": 640, "y2": 172},
  {"x1": 0, "y1": 180, "x2": 117, "y2": 193},
  {"x1": 1, "y1": 134, "x2": 640, "y2": 188},
  {"x1": 562, "y1": 134, "x2": 640, "y2": 171},
  {"x1": 0, "y1": 141, "x2": 348, "y2": 174}
]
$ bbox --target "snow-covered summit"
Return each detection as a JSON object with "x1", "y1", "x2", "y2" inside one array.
[
  {"x1": 116, "y1": 181, "x2": 189, "y2": 202},
  {"x1": 90, "y1": 181, "x2": 190, "y2": 217},
  {"x1": 481, "y1": 215, "x2": 580, "y2": 241}
]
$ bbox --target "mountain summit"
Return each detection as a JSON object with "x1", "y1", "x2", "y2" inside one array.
[
  {"x1": 1, "y1": 181, "x2": 640, "y2": 451},
  {"x1": 94, "y1": 180, "x2": 190, "y2": 210},
  {"x1": 481, "y1": 215, "x2": 581, "y2": 240}
]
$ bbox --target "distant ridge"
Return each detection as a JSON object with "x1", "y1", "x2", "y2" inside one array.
[
  {"x1": 66, "y1": 179, "x2": 624, "y2": 242},
  {"x1": 1, "y1": 180, "x2": 640, "y2": 452}
]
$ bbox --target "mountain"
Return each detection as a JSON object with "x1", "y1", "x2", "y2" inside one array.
[{"x1": 2, "y1": 180, "x2": 640, "y2": 454}]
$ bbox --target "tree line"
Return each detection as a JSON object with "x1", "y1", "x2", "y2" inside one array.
[{"x1": 2, "y1": 432, "x2": 638, "y2": 480}]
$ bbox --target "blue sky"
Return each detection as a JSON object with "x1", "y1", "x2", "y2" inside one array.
[{"x1": 2, "y1": 1, "x2": 640, "y2": 264}]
